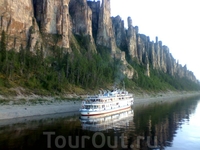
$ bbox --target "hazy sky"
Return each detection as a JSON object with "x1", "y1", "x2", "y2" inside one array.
[{"x1": 110, "y1": 0, "x2": 200, "y2": 80}]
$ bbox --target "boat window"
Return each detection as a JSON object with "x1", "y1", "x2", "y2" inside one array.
[{"x1": 85, "y1": 105, "x2": 91, "y2": 109}]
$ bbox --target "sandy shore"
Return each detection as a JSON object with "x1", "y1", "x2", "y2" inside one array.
[
  {"x1": 133, "y1": 91, "x2": 200, "y2": 106},
  {"x1": 0, "y1": 101, "x2": 82, "y2": 120},
  {"x1": 0, "y1": 91, "x2": 200, "y2": 120}
]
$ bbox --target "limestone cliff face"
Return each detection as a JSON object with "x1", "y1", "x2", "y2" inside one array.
[
  {"x1": 87, "y1": 0, "x2": 134, "y2": 79},
  {"x1": 154, "y1": 38, "x2": 161, "y2": 69},
  {"x1": 120, "y1": 52, "x2": 135, "y2": 79},
  {"x1": 87, "y1": 0, "x2": 100, "y2": 43},
  {"x1": 160, "y1": 45, "x2": 167, "y2": 73},
  {"x1": 137, "y1": 34, "x2": 148, "y2": 63},
  {"x1": 69, "y1": 0, "x2": 92, "y2": 36},
  {"x1": 0, "y1": 0, "x2": 197, "y2": 83},
  {"x1": 28, "y1": 18, "x2": 42, "y2": 52},
  {"x1": 127, "y1": 17, "x2": 138, "y2": 59},
  {"x1": 95, "y1": 0, "x2": 117, "y2": 54},
  {"x1": 69, "y1": 0, "x2": 96, "y2": 52},
  {"x1": 115, "y1": 51, "x2": 135, "y2": 79},
  {"x1": 33, "y1": 0, "x2": 70, "y2": 49},
  {"x1": 112, "y1": 16, "x2": 127, "y2": 51},
  {"x1": 111, "y1": 16, "x2": 135, "y2": 79},
  {"x1": 0, "y1": 0, "x2": 40, "y2": 51},
  {"x1": 122, "y1": 16, "x2": 197, "y2": 82}
]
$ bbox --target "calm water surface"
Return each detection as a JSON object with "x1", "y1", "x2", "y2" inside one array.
[{"x1": 0, "y1": 96, "x2": 200, "y2": 150}]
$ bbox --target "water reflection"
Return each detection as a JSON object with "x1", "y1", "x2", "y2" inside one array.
[
  {"x1": 0, "y1": 112, "x2": 81, "y2": 150},
  {"x1": 133, "y1": 96, "x2": 200, "y2": 149},
  {"x1": 165, "y1": 100, "x2": 200, "y2": 150},
  {"x1": 80, "y1": 108, "x2": 134, "y2": 131},
  {"x1": 0, "y1": 96, "x2": 200, "y2": 149}
]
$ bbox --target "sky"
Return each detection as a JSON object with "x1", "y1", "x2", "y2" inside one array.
[{"x1": 110, "y1": 0, "x2": 200, "y2": 80}]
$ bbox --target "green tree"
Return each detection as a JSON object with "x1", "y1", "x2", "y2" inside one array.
[{"x1": 0, "y1": 30, "x2": 7, "y2": 63}]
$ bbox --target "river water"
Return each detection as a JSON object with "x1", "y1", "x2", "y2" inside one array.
[{"x1": 0, "y1": 96, "x2": 200, "y2": 150}]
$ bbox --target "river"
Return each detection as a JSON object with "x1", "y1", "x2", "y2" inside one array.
[{"x1": 0, "y1": 96, "x2": 200, "y2": 150}]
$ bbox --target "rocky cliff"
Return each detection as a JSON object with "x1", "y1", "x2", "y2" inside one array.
[
  {"x1": 0, "y1": 0, "x2": 198, "y2": 83},
  {"x1": 69, "y1": 0, "x2": 96, "y2": 52},
  {"x1": 112, "y1": 14, "x2": 197, "y2": 83},
  {"x1": 0, "y1": 0, "x2": 41, "y2": 51},
  {"x1": 33, "y1": 0, "x2": 70, "y2": 50}
]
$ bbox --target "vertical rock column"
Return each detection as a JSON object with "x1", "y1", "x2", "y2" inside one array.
[
  {"x1": 112, "y1": 15, "x2": 127, "y2": 51},
  {"x1": 166, "y1": 49, "x2": 175, "y2": 76},
  {"x1": 155, "y1": 37, "x2": 161, "y2": 69},
  {"x1": 161, "y1": 46, "x2": 168, "y2": 73},
  {"x1": 0, "y1": 0, "x2": 38, "y2": 50},
  {"x1": 127, "y1": 17, "x2": 138, "y2": 59},
  {"x1": 96, "y1": 0, "x2": 117, "y2": 54},
  {"x1": 137, "y1": 34, "x2": 147, "y2": 63},
  {"x1": 33, "y1": 0, "x2": 70, "y2": 49},
  {"x1": 149, "y1": 41, "x2": 156, "y2": 69},
  {"x1": 70, "y1": 0, "x2": 93, "y2": 36},
  {"x1": 61, "y1": 0, "x2": 70, "y2": 49},
  {"x1": 69, "y1": 0, "x2": 96, "y2": 52},
  {"x1": 87, "y1": 0, "x2": 100, "y2": 43},
  {"x1": 160, "y1": 43, "x2": 166, "y2": 73},
  {"x1": 145, "y1": 52, "x2": 150, "y2": 77}
]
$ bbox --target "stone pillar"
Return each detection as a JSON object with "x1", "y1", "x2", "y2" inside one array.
[
  {"x1": 127, "y1": 17, "x2": 137, "y2": 59},
  {"x1": 145, "y1": 52, "x2": 150, "y2": 77},
  {"x1": 127, "y1": 16, "x2": 132, "y2": 28},
  {"x1": 96, "y1": 0, "x2": 117, "y2": 54},
  {"x1": 156, "y1": 36, "x2": 158, "y2": 43},
  {"x1": 33, "y1": 0, "x2": 70, "y2": 49}
]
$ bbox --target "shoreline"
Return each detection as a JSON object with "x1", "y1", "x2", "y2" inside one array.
[
  {"x1": 0, "y1": 91, "x2": 200, "y2": 121},
  {"x1": 133, "y1": 91, "x2": 200, "y2": 106}
]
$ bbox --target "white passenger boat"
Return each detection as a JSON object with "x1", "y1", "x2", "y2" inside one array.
[{"x1": 79, "y1": 88, "x2": 134, "y2": 116}]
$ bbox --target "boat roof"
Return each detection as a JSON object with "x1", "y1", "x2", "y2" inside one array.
[{"x1": 87, "y1": 89, "x2": 131, "y2": 98}]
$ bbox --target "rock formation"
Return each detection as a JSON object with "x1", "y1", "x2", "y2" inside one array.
[
  {"x1": 127, "y1": 17, "x2": 138, "y2": 59},
  {"x1": 112, "y1": 16, "x2": 127, "y2": 51},
  {"x1": 69, "y1": 0, "x2": 96, "y2": 52},
  {"x1": 92, "y1": 0, "x2": 117, "y2": 54},
  {"x1": 0, "y1": 0, "x2": 41, "y2": 51},
  {"x1": 87, "y1": 0, "x2": 100, "y2": 43},
  {"x1": 33, "y1": 0, "x2": 70, "y2": 49},
  {"x1": 0, "y1": 0, "x2": 198, "y2": 83}
]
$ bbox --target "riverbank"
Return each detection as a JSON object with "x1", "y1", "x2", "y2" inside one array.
[
  {"x1": 0, "y1": 91, "x2": 200, "y2": 120},
  {"x1": 134, "y1": 90, "x2": 200, "y2": 106}
]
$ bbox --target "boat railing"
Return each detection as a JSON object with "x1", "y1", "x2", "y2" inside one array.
[
  {"x1": 88, "y1": 91, "x2": 131, "y2": 98},
  {"x1": 83, "y1": 89, "x2": 133, "y2": 105},
  {"x1": 84, "y1": 99, "x2": 133, "y2": 106}
]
